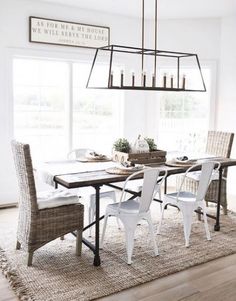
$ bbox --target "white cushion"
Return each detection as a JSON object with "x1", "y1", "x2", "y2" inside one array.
[{"x1": 37, "y1": 189, "x2": 80, "y2": 209}]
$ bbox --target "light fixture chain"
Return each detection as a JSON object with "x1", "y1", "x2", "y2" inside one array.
[
  {"x1": 154, "y1": 0, "x2": 158, "y2": 81},
  {"x1": 141, "y1": 0, "x2": 145, "y2": 73}
]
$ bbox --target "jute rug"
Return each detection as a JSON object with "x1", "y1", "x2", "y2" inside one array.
[{"x1": 0, "y1": 207, "x2": 236, "y2": 301}]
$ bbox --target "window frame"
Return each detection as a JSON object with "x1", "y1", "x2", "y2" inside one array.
[
  {"x1": 9, "y1": 48, "x2": 124, "y2": 160},
  {"x1": 146, "y1": 60, "x2": 217, "y2": 145}
]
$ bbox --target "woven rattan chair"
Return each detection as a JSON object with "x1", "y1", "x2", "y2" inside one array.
[
  {"x1": 182, "y1": 131, "x2": 234, "y2": 215},
  {"x1": 12, "y1": 141, "x2": 84, "y2": 266}
]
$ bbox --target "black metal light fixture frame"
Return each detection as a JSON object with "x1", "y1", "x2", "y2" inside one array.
[{"x1": 86, "y1": 0, "x2": 206, "y2": 92}]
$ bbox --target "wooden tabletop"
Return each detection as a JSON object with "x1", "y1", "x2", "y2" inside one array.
[{"x1": 54, "y1": 158, "x2": 236, "y2": 189}]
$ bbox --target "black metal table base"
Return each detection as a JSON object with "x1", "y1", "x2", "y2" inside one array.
[
  {"x1": 93, "y1": 185, "x2": 101, "y2": 266},
  {"x1": 71, "y1": 185, "x2": 102, "y2": 266}
]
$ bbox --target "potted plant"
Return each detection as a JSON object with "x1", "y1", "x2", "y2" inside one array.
[
  {"x1": 144, "y1": 137, "x2": 157, "y2": 151},
  {"x1": 113, "y1": 138, "x2": 131, "y2": 153}
]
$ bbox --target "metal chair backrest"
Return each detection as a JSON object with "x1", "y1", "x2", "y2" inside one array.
[
  {"x1": 11, "y1": 140, "x2": 38, "y2": 213},
  {"x1": 179, "y1": 161, "x2": 220, "y2": 202},
  {"x1": 120, "y1": 168, "x2": 164, "y2": 214}
]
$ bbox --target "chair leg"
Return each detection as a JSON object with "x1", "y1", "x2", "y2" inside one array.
[
  {"x1": 27, "y1": 252, "x2": 33, "y2": 266},
  {"x1": 159, "y1": 203, "x2": 163, "y2": 214},
  {"x1": 157, "y1": 189, "x2": 163, "y2": 214},
  {"x1": 202, "y1": 203, "x2": 211, "y2": 241},
  {"x1": 109, "y1": 191, "x2": 121, "y2": 229},
  {"x1": 146, "y1": 215, "x2": 159, "y2": 256},
  {"x1": 88, "y1": 202, "x2": 95, "y2": 237},
  {"x1": 76, "y1": 229, "x2": 83, "y2": 256},
  {"x1": 124, "y1": 227, "x2": 136, "y2": 265},
  {"x1": 181, "y1": 207, "x2": 193, "y2": 248},
  {"x1": 157, "y1": 202, "x2": 166, "y2": 234},
  {"x1": 223, "y1": 206, "x2": 228, "y2": 215},
  {"x1": 16, "y1": 241, "x2": 21, "y2": 250},
  {"x1": 197, "y1": 207, "x2": 202, "y2": 221},
  {"x1": 100, "y1": 214, "x2": 109, "y2": 249},
  {"x1": 116, "y1": 217, "x2": 122, "y2": 230}
]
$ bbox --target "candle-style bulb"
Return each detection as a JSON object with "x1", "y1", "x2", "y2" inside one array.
[
  {"x1": 152, "y1": 73, "x2": 156, "y2": 87},
  {"x1": 163, "y1": 73, "x2": 167, "y2": 88},
  {"x1": 132, "y1": 71, "x2": 135, "y2": 87},
  {"x1": 142, "y1": 71, "x2": 146, "y2": 87},
  {"x1": 182, "y1": 74, "x2": 186, "y2": 90},
  {"x1": 109, "y1": 70, "x2": 114, "y2": 87},
  {"x1": 120, "y1": 70, "x2": 124, "y2": 87},
  {"x1": 170, "y1": 74, "x2": 174, "y2": 89}
]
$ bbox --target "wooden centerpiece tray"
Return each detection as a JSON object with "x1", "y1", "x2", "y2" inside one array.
[{"x1": 112, "y1": 150, "x2": 167, "y2": 165}]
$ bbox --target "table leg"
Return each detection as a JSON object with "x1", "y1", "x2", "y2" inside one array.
[
  {"x1": 214, "y1": 167, "x2": 222, "y2": 231},
  {"x1": 164, "y1": 177, "x2": 167, "y2": 194},
  {"x1": 164, "y1": 177, "x2": 168, "y2": 209},
  {"x1": 93, "y1": 185, "x2": 101, "y2": 266}
]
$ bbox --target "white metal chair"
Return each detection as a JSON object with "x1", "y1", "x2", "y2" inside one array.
[
  {"x1": 67, "y1": 148, "x2": 118, "y2": 236},
  {"x1": 101, "y1": 168, "x2": 166, "y2": 265},
  {"x1": 158, "y1": 161, "x2": 220, "y2": 247},
  {"x1": 114, "y1": 169, "x2": 166, "y2": 215},
  {"x1": 135, "y1": 172, "x2": 166, "y2": 210}
]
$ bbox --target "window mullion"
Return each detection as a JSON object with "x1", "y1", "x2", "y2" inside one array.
[{"x1": 66, "y1": 62, "x2": 73, "y2": 153}]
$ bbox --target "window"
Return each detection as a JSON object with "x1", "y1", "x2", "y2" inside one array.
[
  {"x1": 13, "y1": 58, "x2": 123, "y2": 161},
  {"x1": 157, "y1": 68, "x2": 212, "y2": 154},
  {"x1": 72, "y1": 63, "x2": 122, "y2": 154}
]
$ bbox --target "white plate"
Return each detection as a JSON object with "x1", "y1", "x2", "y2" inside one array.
[
  {"x1": 85, "y1": 154, "x2": 108, "y2": 160},
  {"x1": 117, "y1": 164, "x2": 144, "y2": 171},
  {"x1": 173, "y1": 158, "x2": 197, "y2": 164}
]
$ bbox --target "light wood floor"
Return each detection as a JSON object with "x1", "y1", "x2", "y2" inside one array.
[{"x1": 1, "y1": 202, "x2": 236, "y2": 301}]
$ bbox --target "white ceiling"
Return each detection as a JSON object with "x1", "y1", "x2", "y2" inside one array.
[{"x1": 37, "y1": 0, "x2": 236, "y2": 19}]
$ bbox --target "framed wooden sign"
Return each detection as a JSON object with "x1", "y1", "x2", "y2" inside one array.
[{"x1": 29, "y1": 16, "x2": 110, "y2": 49}]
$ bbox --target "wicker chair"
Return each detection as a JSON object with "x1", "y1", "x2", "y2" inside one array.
[
  {"x1": 182, "y1": 131, "x2": 234, "y2": 215},
  {"x1": 11, "y1": 141, "x2": 84, "y2": 266}
]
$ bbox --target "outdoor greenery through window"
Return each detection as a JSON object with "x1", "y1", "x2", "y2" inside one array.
[{"x1": 13, "y1": 58, "x2": 123, "y2": 161}]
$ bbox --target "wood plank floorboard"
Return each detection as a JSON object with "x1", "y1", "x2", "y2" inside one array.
[{"x1": 181, "y1": 279, "x2": 236, "y2": 301}]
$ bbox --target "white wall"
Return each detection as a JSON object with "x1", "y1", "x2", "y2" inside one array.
[
  {"x1": 149, "y1": 18, "x2": 221, "y2": 59},
  {"x1": 0, "y1": 0, "x2": 148, "y2": 204},
  {"x1": 0, "y1": 0, "x2": 222, "y2": 204},
  {"x1": 217, "y1": 15, "x2": 236, "y2": 194},
  {"x1": 145, "y1": 18, "x2": 221, "y2": 143}
]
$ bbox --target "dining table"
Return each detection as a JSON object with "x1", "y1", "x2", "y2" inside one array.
[{"x1": 37, "y1": 157, "x2": 236, "y2": 266}]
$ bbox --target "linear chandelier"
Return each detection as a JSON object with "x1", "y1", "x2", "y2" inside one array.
[{"x1": 86, "y1": 0, "x2": 206, "y2": 92}]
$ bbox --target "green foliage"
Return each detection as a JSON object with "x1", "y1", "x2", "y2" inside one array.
[
  {"x1": 113, "y1": 138, "x2": 131, "y2": 153},
  {"x1": 144, "y1": 137, "x2": 157, "y2": 151}
]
